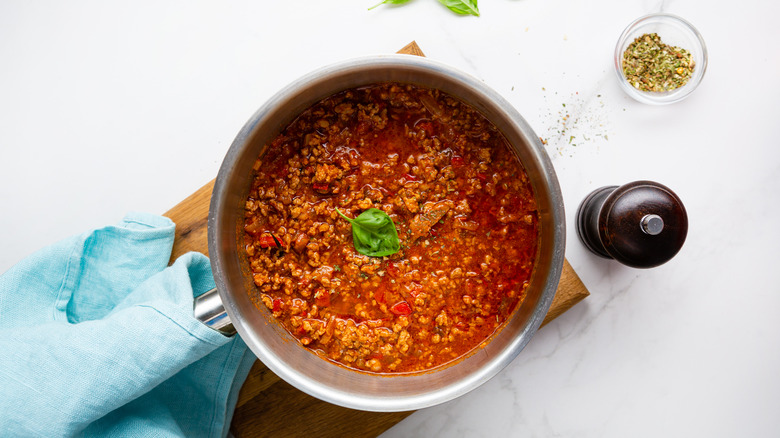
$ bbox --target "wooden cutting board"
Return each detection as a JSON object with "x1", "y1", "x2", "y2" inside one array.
[{"x1": 163, "y1": 41, "x2": 590, "y2": 438}]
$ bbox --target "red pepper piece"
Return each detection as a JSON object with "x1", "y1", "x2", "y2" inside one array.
[
  {"x1": 476, "y1": 172, "x2": 487, "y2": 182},
  {"x1": 451, "y1": 156, "x2": 464, "y2": 166},
  {"x1": 390, "y1": 301, "x2": 412, "y2": 316},
  {"x1": 313, "y1": 182, "x2": 329, "y2": 191},
  {"x1": 272, "y1": 298, "x2": 283, "y2": 313},
  {"x1": 404, "y1": 173, "x2": 417, "y2": 181},
  {"x1": 258, "y1": 234, "x2": 280, "y2": 248},
  {"x1": 386, "y1": 262, "x2": 400, "y2": 278}
]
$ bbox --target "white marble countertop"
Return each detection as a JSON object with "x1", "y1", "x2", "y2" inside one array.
[{"x1": 2, "y1": 1, "x2": 779, "y2": 436}]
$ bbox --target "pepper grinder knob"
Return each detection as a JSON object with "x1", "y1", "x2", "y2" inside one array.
[{"x1": 575, "y1": 181, "x2": 688, "y2": 268}]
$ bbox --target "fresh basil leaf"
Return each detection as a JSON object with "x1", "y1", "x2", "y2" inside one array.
[
  {"x1": 352, "y1": 208, "x2": 392, "y2": 230},
  {"x1": 368, "y1": 0, "x2": 413, "y2": 11},
  {"x1": 352, "y1": 225, "x2": 376, "y2": 251},
  {"x1": 336, "y1": 208, "x2": 401, "y2": 257},
  {"x1": 437, "y1": 0, "x2": 479, "y2": 16}
]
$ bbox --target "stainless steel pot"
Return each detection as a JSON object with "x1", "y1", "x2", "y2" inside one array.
[{"x1": 205, "y1": 55, "x2": 565, "y2": 412}]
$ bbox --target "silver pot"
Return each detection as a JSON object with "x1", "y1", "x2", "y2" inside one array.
[{"x1": 204, "y1": 55, "x2": 565, "y2": 412}]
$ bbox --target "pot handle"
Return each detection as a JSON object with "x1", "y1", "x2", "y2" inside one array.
[{"x1": 193, "y1": 287, "x2": 236, "y2": 336}]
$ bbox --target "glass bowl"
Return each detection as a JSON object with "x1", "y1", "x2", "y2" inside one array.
[{"x1": 614, "y1": 13, "x2": 708, "y2": 105}]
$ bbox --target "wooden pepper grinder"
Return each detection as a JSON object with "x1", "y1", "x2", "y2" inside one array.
[{"x1": 575, "y1": 181, "x2": 688, "y2": 268}]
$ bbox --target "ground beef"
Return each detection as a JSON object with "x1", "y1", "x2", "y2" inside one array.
[{"x1": 243, "y1": 82, "x2": 539, "y2": 373}]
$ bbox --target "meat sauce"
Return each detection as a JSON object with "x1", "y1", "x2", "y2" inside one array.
[{"x1": 243, "y1": 82, "x2": 539, "y2": 373}]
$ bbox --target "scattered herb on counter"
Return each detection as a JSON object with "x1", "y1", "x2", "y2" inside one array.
[
  {"x1": 622, "y1": 33, "x2": 695, "y2": 92},
  {"x1": 336, "y1": 208, "x2": 401, "y2": 257},
  {"x1": 369, "y1": 0, "x2": 479, "y2": 16},
  {"x1": 540, "y1": 89, "x2": 611, "y2": 156}
]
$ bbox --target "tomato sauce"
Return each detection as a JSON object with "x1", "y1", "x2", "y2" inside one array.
[{"x1": 243, "y1": 83, "x2": 539, "y2": 373}]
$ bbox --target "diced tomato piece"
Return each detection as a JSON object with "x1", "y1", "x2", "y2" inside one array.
[
  {"x1": 272, "y1": 160, "x2": 287, "y2": 177},
  {"x1": 476, "y1": 172, "x2": 487, "y2": 182},
  {"x1": 390, "y1": 301, "x2": 412, "y2": 316},
  {"x1": 315, "y1": 290, "x2": 331, "y2": 308},
  {"x1": 368, "y1": 352, "x2": 384, "y2": 360},
  {"x1": 404, "y1": 173, "x2": 417, "y2": 181},
  {"x1": 357, "y1": 121, "x2": 371, "y2": 134},
  {"x1": 408, "y1": 282, "x2": 423, "y2": 298},
  {"x1": 451, "y1": 156, "x2": 464, "y2": 166},
  {"x1": 244, "y1": 219, "x2": 264, "y2": 235},
  {"x1": 272, "y1": 298, "x2": 283, "y2": 313},
  {"x1": 417, "y1": 121, "x2": 433, "y2": 133},
  {"x1": 313, "y1": 182, "x2": 329, "y2": 191},
  {"x1": 374, "y1": 287, "x2": 386, "y2": 304}
]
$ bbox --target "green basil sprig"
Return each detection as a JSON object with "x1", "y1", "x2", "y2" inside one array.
[
  {"x1": 437, "y1": 0, "x2": 479, "y2": 16},
  {"x1": 369, "y1": 0, "x2": 479, "y2": 17},
  {"x1": 336, "y1": 208, "x2": 401, "y2": 257}
]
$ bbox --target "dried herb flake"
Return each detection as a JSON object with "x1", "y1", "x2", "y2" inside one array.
[{"x1": 622, "y1": 33, "x2": 695, "y2": 92}]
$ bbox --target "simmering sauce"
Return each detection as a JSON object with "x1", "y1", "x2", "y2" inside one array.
[{"x1": 243, "y1": 82, "x2": 539, "y2": 373}]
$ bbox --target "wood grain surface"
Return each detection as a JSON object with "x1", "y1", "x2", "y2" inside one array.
[{"x1": 163, "y1": 41, "x2": 589, "y2": 438}]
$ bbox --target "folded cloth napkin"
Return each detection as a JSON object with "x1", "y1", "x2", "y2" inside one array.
[{"x1": 0, "y1": 212, "x2": 255, "y2": 437}]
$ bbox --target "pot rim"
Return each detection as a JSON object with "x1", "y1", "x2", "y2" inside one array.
[{"x1": 208, "y1": 54, "x2": 565, "y2": 411}]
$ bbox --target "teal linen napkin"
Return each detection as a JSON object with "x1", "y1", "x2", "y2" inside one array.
[{"x1": 0, "y1": 213, "x2": 255, "y2": 437}]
